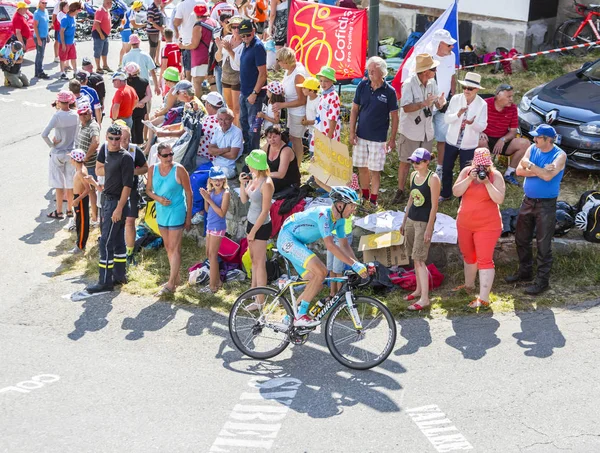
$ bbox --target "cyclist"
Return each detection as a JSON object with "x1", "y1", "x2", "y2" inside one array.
[{"x1": 276, "y1": 186, "x2": 368, "y2": 327}]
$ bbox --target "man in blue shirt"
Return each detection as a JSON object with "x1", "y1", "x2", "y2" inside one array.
[
  {"x1": 349, "y1": 56, "x2": 399, "y2": 209},
  {"x1": 208, "y1": 108, "x2": 243, "y2": 178},
  {"x1": 238, "y1": 19, "x2": 267, "y2": 155},
  {"x1": 59, "y1": 3, "x2": 79, "y2": 79},
  {"x1": 507, "y1": 124, "x2": 566, "y2": 295},
  {"x1": 75, "y1": 72, "x2": 103, "y2": 124},
  {"x1": 33, "y1": 0, "x2": 50, "y2": 79}
]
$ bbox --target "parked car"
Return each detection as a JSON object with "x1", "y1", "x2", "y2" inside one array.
[
  {"x1": 518, "y1": 58, "x2": 600, "y2": 172},
  {"x1": 0, "y1": 1, "x2": 36, "y2": 52}
]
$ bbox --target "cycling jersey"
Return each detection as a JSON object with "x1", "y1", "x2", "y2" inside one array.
[
  {"x1": 282, "y1": 206, "x2": 346, "y2": 244},
  {"x1": 277, "y1": 206, "x2": 347, "y2": 277}
]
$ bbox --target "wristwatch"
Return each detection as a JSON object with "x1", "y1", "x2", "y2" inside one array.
[
  {"x1": 251, "y1": 90, "x2": 258, "y2": 95},
  {"x1": 527, "y1": 162, "x2": 534, "y2": 170},
  {"x1": 500, "y1": 137, "x2": 506, "y2": 141}
]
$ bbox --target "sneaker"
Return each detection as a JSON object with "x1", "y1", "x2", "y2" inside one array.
[
  {"x1": 504, "y1": 273, "x2": 533, "y2": 284},
  {"x1": 197, "y1": 286, "x2": 215, "y2": 294},
  {"x1": 391, "y1": 189, "x2": 405, "y2": 205},
  {"x1": 64, "y1": 218, "x2": 76, "y2": 230},
  {"x1": 38, "y1": 72, "x2": 50, "y2": 79},
  {"x1": 85, "y1": 283, "x2": 113, "y2": 294},
  {"x1": 59, "y1": 72, "x2": 68, "y2": 80},
  {"x1": 90, "y1": 220, "x2": 100, "y2": 228},
  {"x1": 54, "y1": 57, "x2": 60, "y2": 63},
  {"x1": 68, "y1": 246, "x2": 84, "y2": 255},
  {"x1": 293, "y1": 315, "x2": 320, "y2": 328},
  {"x1": 191, "y1": 211, "x2": 205, "y2": 225},
  {"x1": 435, "y1": 167, "x2": 443, "y2": 180},
  {"x1": 504, "y1": 173, "x2": 521, "y2": 186}
]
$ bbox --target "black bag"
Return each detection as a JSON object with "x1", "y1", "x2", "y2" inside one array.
[
  {"x1": 367, "y1": 261, "x2": 395, "y2": 292},
  {"x1": 583, "y1": 204, "x2": 600, "y2": 243},
  {"x1": 576, "y1": 190, "x2": 600, "y2": 213},
  {"x1": 266, "y1": 258, "x2": 282, "y2": 283}
]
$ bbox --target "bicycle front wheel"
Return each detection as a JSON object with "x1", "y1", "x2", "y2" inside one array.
[
  {"x1": 325, "y1": 296, "x2": 397, "y2": 370},
  {"x1": 554, "y1": 19, "x2": 596, "y2": 56},
  {"x1": 229, "y1": 286, "x2": 293, "y2": 360}
]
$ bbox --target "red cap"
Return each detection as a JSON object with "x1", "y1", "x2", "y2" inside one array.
[{"x1": 194, "y1": 4, "x2": 208, "y2": 16}]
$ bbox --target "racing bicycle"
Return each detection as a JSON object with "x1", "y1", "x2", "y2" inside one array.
[
  {"x1": 228, "y1": 252, "x2": 397, "y2": 370},
  {"x1": 554, "y1": 0, "x2": 600, "y2": 56}
]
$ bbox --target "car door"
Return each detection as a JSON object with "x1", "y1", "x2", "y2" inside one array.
[{"x1": 0, "y1": 5, "x2": 12, "y2": 49}]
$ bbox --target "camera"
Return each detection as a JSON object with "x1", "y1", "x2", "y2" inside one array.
[
  {"x1": 423, "y1": 107, "x2": 432, "y2": 118},
  {"x1": 477, "y1": 165, "x2": 488, "y2": 181}
]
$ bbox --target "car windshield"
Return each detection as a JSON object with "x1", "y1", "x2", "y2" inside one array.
[{"x1": 583, "y1": 60, "x2": 600, "y2": 81}]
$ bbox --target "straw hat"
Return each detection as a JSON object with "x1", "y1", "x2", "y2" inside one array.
[
  {"x1": 458, "y1": 72, "x2": 485, "y2": 89},
  {"x1": 414, "y1": 54, "x2": 440, "y2": 73}
]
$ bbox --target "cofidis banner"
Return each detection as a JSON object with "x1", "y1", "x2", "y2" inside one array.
[{"x1": 287, "y1": 0, "x2": 367, "y2": 80}]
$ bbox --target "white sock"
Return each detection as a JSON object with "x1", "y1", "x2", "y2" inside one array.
[{"x1": 505, "y1": 167, "x2": 515, "y2": 176}]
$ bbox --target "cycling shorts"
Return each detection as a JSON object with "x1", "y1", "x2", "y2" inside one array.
[{"x1": 276, "y1": 227, "x2": 316, "y2": 278}]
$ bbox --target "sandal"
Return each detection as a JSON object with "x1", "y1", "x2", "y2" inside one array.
[
  {"x1": 468, "y1": 298, "x2": 490, "y2": 309},
  {"x1": 102, "y1": 66, "x2": 114, "y2": 73},
  {"x1": 451, "y1": 284, "x2": 476, "y2": 293},
  {"x1": 404, "y1": 293, "x2": 420, "y2": 302},
  {"x1": 66, "y1": 210, "x2": 74, "y2": 218},
  {"x1": 154, "y1": 286, "x2": 174, "y2": 297},
  {"x1": 47, "y1": 210, "x2": 64, "y2": 219},
  {"x1": 96, "y1": 68, "x2": 104, "y2": 74},
  {"x1": 407, "y1": 302, "x2": 429, "y2": 311}
]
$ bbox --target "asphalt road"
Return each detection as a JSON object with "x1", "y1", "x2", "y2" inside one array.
[{"x1": 1, "y1": 41, "x2": 600, "y2": 453}]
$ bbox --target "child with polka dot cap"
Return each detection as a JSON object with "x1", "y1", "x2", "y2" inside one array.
[{"x1": 69, "y1": 149, "x2": 91, "y2": 254}]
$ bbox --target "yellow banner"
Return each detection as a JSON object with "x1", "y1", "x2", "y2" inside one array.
[
  {"x1": 144, "y1": 201, "x2": 162, "y2": 237},
  {"x1": 308, "y1": 130, "x2": 352, "y2": 187}
]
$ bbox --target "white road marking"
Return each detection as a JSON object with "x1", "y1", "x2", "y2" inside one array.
[
  {"x1": 210, "y1": 376, "x2": 301, "y2": 451},
  {"x1": 407, "y1": 405, "x2": 473, "y2": 452},
  {"x1": 0, "y1": 374, "x2": 60, "y2": 395},
  {"x1": 22, "y1": 101, "x2": 46, "y2": 108}
]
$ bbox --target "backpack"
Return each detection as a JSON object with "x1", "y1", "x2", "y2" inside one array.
[
  {"x1": 266, "y1": 257, "x2": 282, "y2": 283},
  {"x1": 198, "y1": 19, "x2": 222, "y2": 71},
  {"x1": 576, "y1": 190, "x2": 600, "y2": 213},
  {"x1": 583, "y1": 204, "x2": 600, "y2": 243}
]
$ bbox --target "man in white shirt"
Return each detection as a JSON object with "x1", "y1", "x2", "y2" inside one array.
[
  {"x1": 427, "y1": 29, "x2": 457, "y2": 179},
  {"x1": 173, "y1": 0, "x2": 206, "y2": 81},
  {"x1": 393, "y1": 54, "x2": 445, "y2": 205},
  {"x1": 208, "y1": 107, "x2": 243, "y2": 178}
]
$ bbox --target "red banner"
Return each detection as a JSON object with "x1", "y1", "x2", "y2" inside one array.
[{"x1": 287, "y1": 0, "x2": 367, "y2": 80}]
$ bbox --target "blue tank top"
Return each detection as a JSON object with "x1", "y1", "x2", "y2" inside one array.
[
  {"x1": 206, "y1": 190, "x2": 227, "y2": 231},
  {"x1": 523, "y1": 144, "x2": 565, "y2": 199},
  {"x1": 153, "y1": 164, "x2": 187, "y2": 227}
]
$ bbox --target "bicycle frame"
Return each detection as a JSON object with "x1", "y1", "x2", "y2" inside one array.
[
  {"x1": 259, "y1": 277, "x2": 364, "y2": 330},
  {"x1": 574, "y1": 11, "x2": 600, "y2": 40}
]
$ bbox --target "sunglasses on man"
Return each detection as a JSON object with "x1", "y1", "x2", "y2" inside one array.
[
  {"x1": 107, "y1": 136, "x2": 121, "y2": 141},
  {"x1": 463, "y1": 86, "x2": 477, "y2": 91},
  {"x1": 240, "y1": 33, "x2": 251, "y2": 38}
]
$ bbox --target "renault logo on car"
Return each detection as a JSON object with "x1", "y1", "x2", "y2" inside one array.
[{"x1": 546, "y1": 109, "x2": 559, "y2": 125}]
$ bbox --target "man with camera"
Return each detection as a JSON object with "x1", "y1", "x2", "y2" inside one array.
[
  {"x1": 507, "y1": 124, "x2": 566, "y2": 295},
  {"x1": 393, "y1": 53, "x2": 446, "y2": 205}
]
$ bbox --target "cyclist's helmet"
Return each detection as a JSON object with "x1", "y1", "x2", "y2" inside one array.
[{"x1": 330, "y1": 186, "x2": 360, "y2": 205}]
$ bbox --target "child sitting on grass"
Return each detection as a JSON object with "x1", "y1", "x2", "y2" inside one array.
[
  {"x1": 69, "y1": 149, "x2": 90, "y2": 255},
  {"x1": 198, "y1": 167, "x2": 230, "y2": 294}
]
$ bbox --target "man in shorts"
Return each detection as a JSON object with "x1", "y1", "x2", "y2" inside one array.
[
  {"x1": 75, "y1": 103, "x2": 101, "y2": 225},
  {"x1": 479, "y1": 83, "x2": 531, "y2": 186},
  {"x1": 349, "y1": 56, "x2": 398, "y2": 209},
  {"x1": 92, "y1": 0, "x2": 112, "y2": 73},
  {"x1": 276, "y1": 187, "x2": 367, "y2": 327},
  {"x1": 393, "y1": 53, "x2": 446, "y2": 205}
]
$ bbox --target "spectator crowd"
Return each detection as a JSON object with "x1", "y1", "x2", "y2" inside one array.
[{"x1": 4, "y1": 0, "x2": 567, "y2": 311}]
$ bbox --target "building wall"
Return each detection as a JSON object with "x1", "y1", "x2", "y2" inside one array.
[{"x1": 390, "y1": 0, "x2": 531, "y2": 21}]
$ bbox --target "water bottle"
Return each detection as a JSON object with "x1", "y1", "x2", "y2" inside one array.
[
  {"x1": 309, "y1": 300, "x2": 325, "y2": 317},
  {"x1": 282, "y1": 315, "x2": 291, "y2": 325}
]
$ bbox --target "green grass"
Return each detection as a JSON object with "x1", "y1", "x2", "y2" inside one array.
[{"x1": 55, "y1": 52, "x2": 600, "y2": 316}]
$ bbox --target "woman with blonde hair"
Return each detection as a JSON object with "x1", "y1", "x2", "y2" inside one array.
[
  {"x1": 218, "y1": 15, "x2": 243, "y2": 126},
  {"x1": 272, "y1": 46, "x2": 307, "y2": 164},
  {"x1": 239, "y1": 150, "x2": 274, "y2": 303},
  {"x1": 452, "y1": 147, "x2": 505, "y2": 308}
]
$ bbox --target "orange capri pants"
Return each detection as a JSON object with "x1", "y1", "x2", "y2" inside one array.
[{"x1": 457, "y1": 227, "x2": 502, "y2": 270}]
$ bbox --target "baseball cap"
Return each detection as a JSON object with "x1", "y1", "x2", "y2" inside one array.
[
  {"x1": 194, "y1": 3, "x2": 208, "y2": 16},
  {"x1": 77, "y1": 103, "x2": 91, "y2": 115},
  {"x1": 208, "y1": 166, "x2": 227, "y2": 179},
  {"x1": 111, "y1": 71, "x2": 128, "y2": 81},
  {"x1": 129, "y1": 34, "x2": 141, "y2": 45},
  {"x1": 107, "y1": 123, "x2": 123, "y2": 136},
  {"x1": 69, "y1": 149, "x2": 87, "y2": 163},
  {"x1": 173, "y1": 80, "x2": 193, "y2": 94},
  {"x1": 297, "y1": 77, "x2": 320, "y2": 91},
  {"x1": 432, "y1": 29, "x2": 457, "y2": 45},
  {"x1": 75, "y1": 70, "x2": 90, "y2": 82},
  {"x1": 82, "y1": 57, "x2": 93, "y2": 66},
  {"x1": 201, "y1": 91, "x2": 224, "y2": 107},
  {"x1": 530, "y1": 124, "x2": 557, "y2": 139},
  {"x1": 408, "y1": 148, "x2": 432, "y2": 163},
  {"x1": 239, "y1": 19, "x2": 254, "y2": 34}
]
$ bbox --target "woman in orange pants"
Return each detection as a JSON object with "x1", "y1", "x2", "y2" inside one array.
[{"x1": 453, "y1": 148, "x2": 506, "y2": 308}]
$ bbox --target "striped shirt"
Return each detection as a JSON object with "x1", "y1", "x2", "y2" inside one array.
[
  {"x1": 484, "y1": 97, "x2": 518, "y2": 138},
  {"x1": 146, "y1": 3, "x2": 162, "y2": 35},
  {"x1": 76, "y1": 119, "x2": 101, "y2": 168}
]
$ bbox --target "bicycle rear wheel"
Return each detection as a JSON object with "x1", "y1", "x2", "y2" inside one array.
[
  {"x1": 554, "y1": 19, "x2": 596, "y2": 56},
  {"x1": 229, "y1": 287, "x2": 293, "y2": 360},
  {"x1": 325, "y1": 296, "x2": 397, "y2": 370}
]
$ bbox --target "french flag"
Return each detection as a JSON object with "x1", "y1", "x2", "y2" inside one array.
[{"x1": 391, "y1": 0, "x2": 459, "y2": 98}]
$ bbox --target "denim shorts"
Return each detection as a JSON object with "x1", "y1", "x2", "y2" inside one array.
[
  {"x1": 93, "y1": 36, "x2": 109, "y2": 58},
  {"x1": 433, "y1": 110, "x2": 449, "y2": 143},
  {"x1": 326, "y1": 233, "x2": 353, "y2": 274}
]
